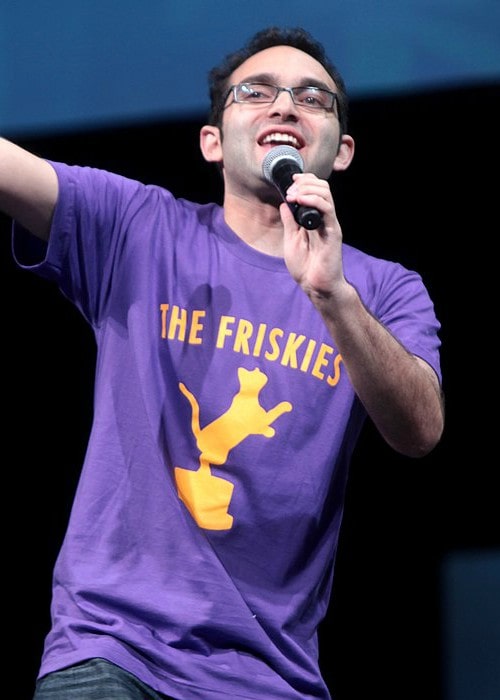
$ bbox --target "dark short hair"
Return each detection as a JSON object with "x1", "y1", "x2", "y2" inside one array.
[{"x1": 207, "y1": 26, "x2": 349, "y2": 134}]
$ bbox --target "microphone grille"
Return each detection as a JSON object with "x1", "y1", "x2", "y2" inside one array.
[{"x1": 262, "y1": 145, "x2": 304, "y2": 182}]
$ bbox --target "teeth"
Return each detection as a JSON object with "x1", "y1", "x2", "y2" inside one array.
[{"x1": 262, "y1": 133, "x2": 300, "y2": 147}]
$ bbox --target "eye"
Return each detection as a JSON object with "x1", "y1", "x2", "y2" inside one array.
[
  {"x1": 297, "y1": 88, "x2": 330, "y2": 108},
  {"x1": 303, "y1": 94, "x2": 321, "y2": 106},
  {"x1": 248, "y1": 87, "x2": 265, "y2": 99},
  {"x1": 239, "y1": 83, "x2": 274, "y2": 101}
]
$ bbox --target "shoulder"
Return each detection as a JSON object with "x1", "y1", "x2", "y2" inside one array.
[
  {"x1": 342, "y1": 242, "x2": 422, "y2": 286},
  {"x1": 342, "y1": 243, "x2": 436, "y2": 318}
]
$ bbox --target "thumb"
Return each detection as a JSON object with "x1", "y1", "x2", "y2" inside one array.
[{"x1": 279, "y1": 201, "x2": 297, "y2": 229}]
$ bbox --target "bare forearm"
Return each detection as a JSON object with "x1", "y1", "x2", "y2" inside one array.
[
  {"x1": 0, "y1": 137, "x2": 58, "y2": 240},
  {"x1": 313, "y1": 283, "x2": 444, "y2": 457}
]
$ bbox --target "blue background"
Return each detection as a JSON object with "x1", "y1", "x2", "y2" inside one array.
[{"x1": 2, "y1": 0, "x2": 500, "y2": 135}]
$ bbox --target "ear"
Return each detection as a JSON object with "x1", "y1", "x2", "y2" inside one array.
[
  {"x1": 333, "y1": 134, "x2": 355, "y2": 172},
  {"x1": 200, "y1": 125, "x2": 223, "y2": 164}
]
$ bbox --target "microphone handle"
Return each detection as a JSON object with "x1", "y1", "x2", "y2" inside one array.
[
  {"x1": 271, "y1": 160, "x2": 323, "y2": 230},
  {"x1": 291, "y1": 203, "x2": 323, "y2": 230}
]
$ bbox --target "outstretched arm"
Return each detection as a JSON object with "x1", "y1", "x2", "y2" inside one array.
[
  {"x1": 281, "y1": 173, "x2": 444, "y2": 458},
  {"x1": 0, "y1": 137, "x2": 59, "y2": 240}
]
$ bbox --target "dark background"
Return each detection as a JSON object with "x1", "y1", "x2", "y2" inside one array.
[{"x1": 3, "y1": 81, "x2": 499, "y2": 700}]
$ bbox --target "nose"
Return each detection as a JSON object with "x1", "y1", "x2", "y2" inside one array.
[{"x1": 267, "y1": 88, "x2": 299, "y2": 117}]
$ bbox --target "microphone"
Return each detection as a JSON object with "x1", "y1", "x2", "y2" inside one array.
[{"x1": 262, "y1": 145, "x2": 323, "y2": 230}]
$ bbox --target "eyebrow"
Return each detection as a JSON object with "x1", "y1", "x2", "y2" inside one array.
[{"x1": 238, "y1": 72, "x2": 334, "y2": 92}]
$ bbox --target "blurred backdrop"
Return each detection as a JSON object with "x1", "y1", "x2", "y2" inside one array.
[{"x1": 2, "y1": 3, "x2": 499, "y2": 699}]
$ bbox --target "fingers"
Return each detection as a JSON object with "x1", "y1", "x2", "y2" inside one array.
[{"x1": 285, "y1": 173, "x2": 333, "y2": 218}]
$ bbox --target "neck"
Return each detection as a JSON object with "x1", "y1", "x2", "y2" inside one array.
[{"x1": 223, "y1": 195, "x2": 285, "y2": 257}]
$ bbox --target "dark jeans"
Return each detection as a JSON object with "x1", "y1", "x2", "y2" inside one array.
[{"x1": 33, "y1": 658, "x2": 178, "y2": 700}]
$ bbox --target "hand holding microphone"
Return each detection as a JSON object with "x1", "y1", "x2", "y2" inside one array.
[{"x1": 262, "y1": 145, "x2": 323, "y2": 230}]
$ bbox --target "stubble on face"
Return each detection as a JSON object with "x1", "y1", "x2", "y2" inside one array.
[{"x1": 220, "y1": 45, "x2": 341, "y2": 197}]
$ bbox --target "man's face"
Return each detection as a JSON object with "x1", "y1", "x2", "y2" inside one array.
[{"x1": 218, "y1": 45, "x2": 342, "y2": 199}]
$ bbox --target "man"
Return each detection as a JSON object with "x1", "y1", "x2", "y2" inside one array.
[{"x1": 1, "y1": 26, "x2": 444, "y2": 700}]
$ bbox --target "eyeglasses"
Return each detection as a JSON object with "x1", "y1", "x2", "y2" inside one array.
[{"x1": 224, "y1": 82, "x2": 338, "y2": 113}]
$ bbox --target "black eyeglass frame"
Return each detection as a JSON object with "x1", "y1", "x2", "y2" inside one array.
[{"x1": 223, "y1": 82, "x2": 339, "y2": 115}]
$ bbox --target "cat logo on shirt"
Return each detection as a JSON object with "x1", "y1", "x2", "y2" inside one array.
[{"x1": 174, "y1": 367, "x2": 292, "y2": 530}]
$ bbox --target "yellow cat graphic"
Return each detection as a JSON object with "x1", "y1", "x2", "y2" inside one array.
[{"x1": 174, "y1": 367, "x2": 292, "y2": 530}]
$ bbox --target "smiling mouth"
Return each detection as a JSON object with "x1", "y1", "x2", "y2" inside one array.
[{"x1": 260, "y1": 132, "x2": 301, "y2": 149}]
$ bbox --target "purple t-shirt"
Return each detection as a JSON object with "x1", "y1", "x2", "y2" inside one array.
[{"x1": 13, "y1": 162, "x2": 441, "y2": 699}]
